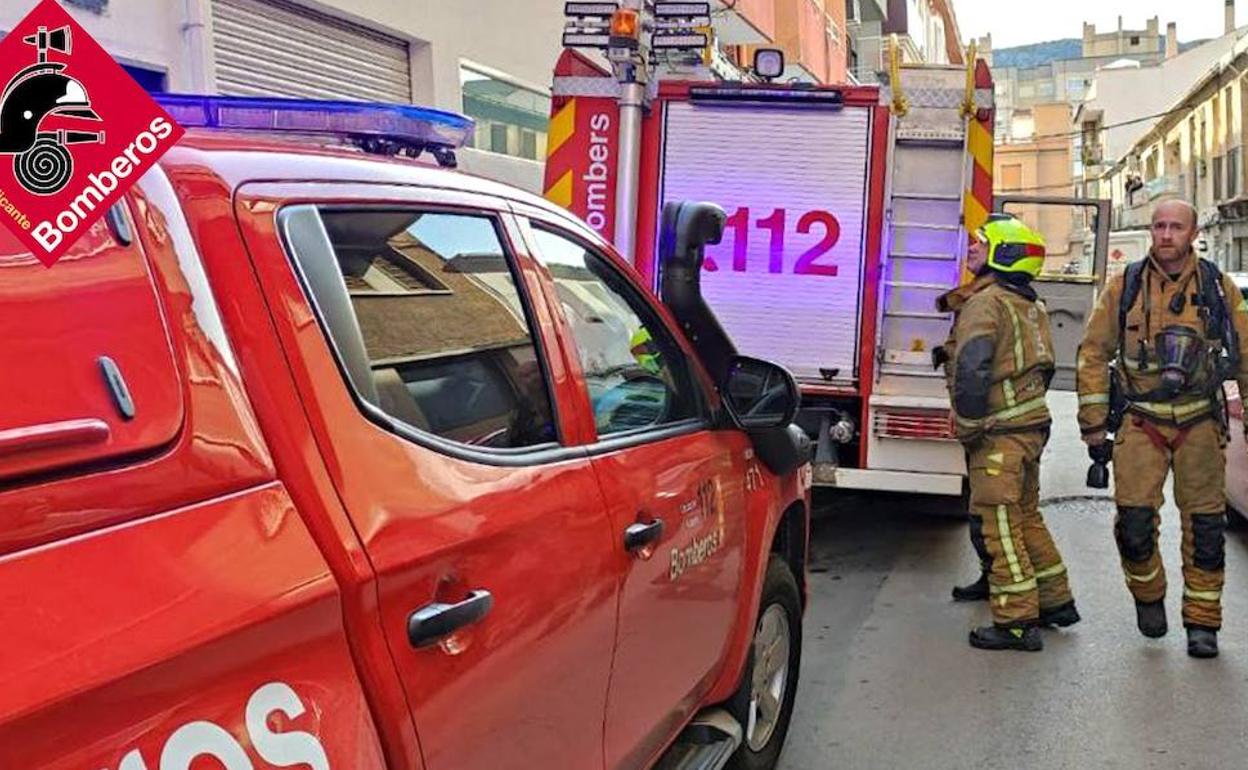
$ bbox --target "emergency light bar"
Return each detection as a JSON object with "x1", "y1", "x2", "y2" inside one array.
[
  {"x1": 688, "y1": 86, "x2": 845, "y2": 108},
  {"x1": 155, "y1": 94, "x2": 474, "y2": 167},
  {"x1": 564, "y1": 1, "x2": 618, "y2": 16},
  {"x1": 652, "y1": 32, "x2": 708, "y2": 49},
  {"x1": 653, "y1": 2, "x2": 711, "y2": 17},
  {"x1": 562, "y1": 30, "x2": 612, "y2": 48}
]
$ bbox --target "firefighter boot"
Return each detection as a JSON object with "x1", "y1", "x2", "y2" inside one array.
[
  {"x1": 1187, "y1": 626, "x2": 1219, "y2": 658},
  {"x1": 1136, "y1": 600, "x2": 1168, "y2": 638},
  {"x1": 1039, "y1": 601, "x2": 1081, "y2": 628},
  {"x1": 952, "y1": 572, "x2": 989, "y2": 602},
  {"x1": 969, "y1": 624, "x2": 1043, "y2": 652}
]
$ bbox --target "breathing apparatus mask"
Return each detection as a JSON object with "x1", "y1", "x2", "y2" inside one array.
[{"x1": 1153, "y1": 325, "x2": 1207, "y2": 400}]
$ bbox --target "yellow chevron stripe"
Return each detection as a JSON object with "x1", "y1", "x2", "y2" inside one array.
[
  {"x1": 968, "y1": 119, "x2": 993, "y2": 172},
  {"x1": 545, "y1": 169, "x2": 574, "y2": 208},
  {"x1": 547, "y1": 99, "x2": 577, "y2": 158},
  {"x1": 964, "y1": 192, "x2": 988, "y2": 232}
]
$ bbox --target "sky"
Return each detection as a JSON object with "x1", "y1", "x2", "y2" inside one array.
[{"x1": 951, "y1": 0, "x2": 1239, "y2": 50}]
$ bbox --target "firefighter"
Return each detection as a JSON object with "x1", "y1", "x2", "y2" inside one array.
[
  {"x1": 936, "y1": 272, "x2": 992, "y2": 603},
  {"x1": 1077, "y1": 199, "x2": 1248, "y2": 659},
  {"x1": 939, "y1": 214, "x2": 1079, "y2": 651}
]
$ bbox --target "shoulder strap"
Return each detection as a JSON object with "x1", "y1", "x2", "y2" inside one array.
[
  {"x1": 1197, "y1": 258, "x2": 1226, "y2": 333},
  {"x1": 1118, "y1": 259, "x2": 1148, "y2": 338}
]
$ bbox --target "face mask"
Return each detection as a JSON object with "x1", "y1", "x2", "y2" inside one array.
[{"x1": 1154, "y1": 325, "x2": 1205, "y2": 398}]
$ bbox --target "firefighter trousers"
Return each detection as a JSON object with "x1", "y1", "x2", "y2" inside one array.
[
  {"x1": 967, "y1": 430, "x2": 1073, "y2": 626},
  {"x1": 1112, "y1": 415, "x2": 1227, "y2": 630}
]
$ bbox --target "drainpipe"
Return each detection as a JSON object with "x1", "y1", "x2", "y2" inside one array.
[{"x1": 182, "y1": 0, "x2": 210, "y2": 92}]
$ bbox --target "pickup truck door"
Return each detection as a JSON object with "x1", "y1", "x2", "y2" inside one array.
[
  {"x1": 236, "y1": 184, "x2": 617, "y2": 770},
  {"x1": 519, "y1": 215, "x2": 751, "y2": 770},
  {"x1": 0, "y1": 189, "x2": 385, "y2": 769}
]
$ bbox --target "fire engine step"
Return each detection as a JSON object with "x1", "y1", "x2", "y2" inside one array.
[
  {"x1": 652, "y1": 708, "x2": 743, "y2": 770},
  {"x1": 884, "y1": 280, "x2": 954, "y2": 291},
  {"x1": 894, "y1": 134, "x2": 966, "y2": 147},
  {"x1": 889, "y1": 251, "x2": 959, "y2": 261},
  {"x1": 883, "y1": 310, "x2": 951, "y2": 320},
  {"x1": 892, "y1": 192, "x2": 963, "y2": 201},
  {"x1": 893, "y1": 222, "x2": 962, "y2": 231}
]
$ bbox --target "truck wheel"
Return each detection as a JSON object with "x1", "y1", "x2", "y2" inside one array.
[{"x1": 726, "y1": 557, "x2": 802, "y2": 770}]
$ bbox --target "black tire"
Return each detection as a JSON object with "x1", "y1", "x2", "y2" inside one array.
[{"x1": 726, "y1": 557, "x2": 802, "y2": 770}]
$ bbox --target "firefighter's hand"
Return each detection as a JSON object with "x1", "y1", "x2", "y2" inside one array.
[{"x1": 1082, "y1": 430, "x2": 1107, "y2": 447}]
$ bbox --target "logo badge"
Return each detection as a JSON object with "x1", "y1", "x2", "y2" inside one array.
[{"x1": 0, "y1": 0, "x2": 183, "y2": 265}]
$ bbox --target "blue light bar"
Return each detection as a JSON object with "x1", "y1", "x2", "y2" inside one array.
[{"x1": 155, "y1": 94, "x2": 475, "y2": 164}]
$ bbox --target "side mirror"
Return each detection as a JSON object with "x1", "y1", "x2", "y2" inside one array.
[{"x1": 721, "y1": 355, "x2": 799, "y2": 430}]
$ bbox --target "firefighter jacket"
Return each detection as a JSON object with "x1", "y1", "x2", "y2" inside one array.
[
  {"x1": 1077, "y1": 253, "x2": 1248, "y2": 432},
  {"x1": 938, "y1": 273, "x2": 1055, "y2": 441}
]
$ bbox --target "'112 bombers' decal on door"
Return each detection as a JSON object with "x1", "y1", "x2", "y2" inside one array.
[{"x1": 0, "y1": 0, "x2": 183, "y2": 265}]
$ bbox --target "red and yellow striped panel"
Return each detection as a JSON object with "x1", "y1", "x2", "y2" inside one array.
[
  {"x1": 962, "y1": 58, "x2": 995, "y2": 283},
  {"x1": 544, "y1": 97, "x2": 577, "y2": 208}
]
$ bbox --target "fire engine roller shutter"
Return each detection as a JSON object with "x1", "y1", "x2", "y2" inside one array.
[
  {"x1": 211, "y1": 0, "x2": 412, "y2": 102},
  {"x1": 658, "y1": 101, "x2": 871, "y2": 383}
]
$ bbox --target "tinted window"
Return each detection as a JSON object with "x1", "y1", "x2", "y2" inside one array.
[
  {"x1": 529, "y1": 227, "x2": 703, "y2": 436},
  {"x1": 312, "y1": 209, "x2": 556, "y2": 449}
]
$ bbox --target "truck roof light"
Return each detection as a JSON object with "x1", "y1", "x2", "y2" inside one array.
[
  {"x1": 155, "y1": 94, "x2": 474, "y2": 167},
  {"x1": 753, "y1": 48, "x2": 785, "y2": 80},
  {"x1": 564, "y1": 1, "x2": 619, "y2": 16},
  {"x1": 563, "y1": 30, "x2": 612, "y2": 48},
  {"x1": 653, "y1": 2, "x2": 711, "y2": 17},
  {"x1": 651, "y1": 32, "x2": 708, "y2": 49},
  {"x1": 610, "y1": 8, "x2": 641, "y2": 40},
  {"x1": 688, "y1": 86, "x2": 844, "y2": 108}
]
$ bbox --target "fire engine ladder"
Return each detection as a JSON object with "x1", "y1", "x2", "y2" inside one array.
[{"x1": 877, "y1": 74, "x2": 976, "y2": 381}]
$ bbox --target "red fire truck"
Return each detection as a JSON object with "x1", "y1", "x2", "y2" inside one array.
[{"x1": 544, "y1": 45, "x2": 1000, "y2": 500}]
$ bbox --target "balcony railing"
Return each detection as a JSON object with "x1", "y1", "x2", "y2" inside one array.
[{"x1": 1141, "y1": 175, "x2": 1181, "y2": 201}]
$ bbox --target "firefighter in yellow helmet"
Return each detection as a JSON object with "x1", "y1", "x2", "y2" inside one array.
[
  {"x1": 1077, "y1": 199, "x2": 1248, "y2": 659},
  {"x1": 937, "y1": 214, "x2": 1078, "y2": 651},
  {"x1": 629, "y1": 325, "x2": 663, "y2": 375}
]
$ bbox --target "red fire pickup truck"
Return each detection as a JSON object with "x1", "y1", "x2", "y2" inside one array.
[{"x1": 0, "y1": 96, "x2": 810, "y2": 770}]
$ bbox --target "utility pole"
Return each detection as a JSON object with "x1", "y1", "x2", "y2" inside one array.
[
  {"x1": 609, "y1": 0, "x2": 647, "y2": 263},
  {"x1": 562, "y1": 1, "x2": 713, "y2": 262}
]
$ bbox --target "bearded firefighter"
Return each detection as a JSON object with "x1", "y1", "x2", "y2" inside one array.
[{"x1": 1077, "y1": 199, "x2": 1248, "y2": 659}]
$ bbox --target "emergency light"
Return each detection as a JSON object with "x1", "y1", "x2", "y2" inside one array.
[
  {"x1": 154, "y1": 94, "x2": 474, "y2": 167},
  {"x1": 564, "y1": 1, "x2": 618, "y2": 16},
  {"x1": 653, "y1": 2, "x2": 711, "y2": 17}
]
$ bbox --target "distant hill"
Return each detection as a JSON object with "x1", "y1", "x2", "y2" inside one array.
[{"x1": 992, "y1": 37, "x2": 1206, "y2": 70}]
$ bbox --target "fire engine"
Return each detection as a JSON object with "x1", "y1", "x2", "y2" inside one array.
[{"x1": 545, "y1": 40, "x2": 999, "y2": 501}]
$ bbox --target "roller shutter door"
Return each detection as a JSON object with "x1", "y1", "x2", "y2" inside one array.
[{"x1": 211, "y1": 0, "x2": 411, "y2": 102}]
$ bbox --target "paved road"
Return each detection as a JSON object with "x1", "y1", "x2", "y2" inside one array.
[{"x1": 778, "y1": 393, "x2": 1248, "y2": 769}]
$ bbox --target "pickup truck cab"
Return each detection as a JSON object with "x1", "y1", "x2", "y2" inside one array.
[{"x1": 0, "y1": 96, "x2": 810, "y2": 770}]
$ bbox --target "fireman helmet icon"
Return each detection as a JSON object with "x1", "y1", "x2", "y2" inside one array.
[{"x1": 0, "y1": 25, "x2": 104, "y2": 196}]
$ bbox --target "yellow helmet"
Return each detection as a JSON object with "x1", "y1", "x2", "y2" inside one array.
[
  {"x1": 975, "y1": 214, "x2": 1046, "y2": 279},
  {"x1": 629, "y1": 325, "x2": 663, "y2": 375}
]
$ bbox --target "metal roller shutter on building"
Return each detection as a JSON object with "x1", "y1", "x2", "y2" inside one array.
[{"x1": 211, "y1": 0, "x2": 411, "y2": 103}]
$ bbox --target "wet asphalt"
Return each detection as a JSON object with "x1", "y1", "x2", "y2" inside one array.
[{"x1": 777, "y1": 392, "x2": 1248, "y2": 769}]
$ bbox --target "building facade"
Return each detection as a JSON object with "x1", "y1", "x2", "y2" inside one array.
[
  {"x1": 994, "y1": 103, "x2": 1080, "y2": 272},
  {"x1": 1105, "y1": 32, "x2": 1248, "y2": 270},
  {"x1": 846, "y1": 0, "x2": 963, "y2": 85}
]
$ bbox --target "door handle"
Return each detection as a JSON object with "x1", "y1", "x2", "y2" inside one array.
[
  {"x1": 624, "y1": 519, "x2": 664, "y2": 552},
  {"x1": 407, "y1": 589, "x2": 493, "y2": 648}
]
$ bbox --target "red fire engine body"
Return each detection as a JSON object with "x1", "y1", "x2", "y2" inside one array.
[{"x1": 545, "y1": 50, "x2": 998, "y2": 499}]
